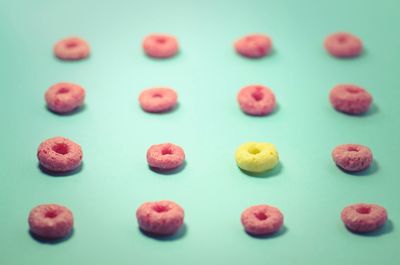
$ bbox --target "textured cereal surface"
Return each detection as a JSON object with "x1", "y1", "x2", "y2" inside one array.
[
  {"x1": 37, "y1": 137, "x2": 83, "y2": 172},
  {"x1": 234, "y1": 34, "x2": 272, "y2": 58},
  {"x1": 237, "y1": 85, "x2": 276, "y2": 116},
  {"x1": 241, "y1": 205, "x2": 284, "y2": 235},
  {"x1": 235, "y1": 142, "x2": 279, "y2": 173},
  {"x1": 53, "y1": 37, "x2": 90, "y2": 60},
  {"x1": 332, "y1": 144, "x2": 372, "y2": 172},
  {"x1": 341, "y1": 203, "x2": 387, "y2": 233},
  {"x1": 136, "y1": 200, "x2": 184, "y2": 235},
  {"x1": 28, "y1": 204, "x2": 74, "y2": 239},
  {"x1": 142, "y1": 34, "x2": 179, "y2": 58},
  {"x1": 324, "y1": 32, "x2": 363, "y2": 58}
]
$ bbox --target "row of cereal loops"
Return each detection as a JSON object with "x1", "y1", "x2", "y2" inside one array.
[
  {"x1": 37, "y1": 138, "x2": 373, "y2": 175},
  {"x1": 35, "y1": 137, "x2": 379, "y2": 239},
  {"x1": 50, "y1": 32, "x2": 369, "y2": 115},
  {"x1": 45, "y1": 83, "x2": 373, "y2": 116},
  {"x1": 28, "y1": 201, "x2": 388, "y2": 240},
  {"x1": 54, "y1": 32, "x2": 363, "y2": 60}
]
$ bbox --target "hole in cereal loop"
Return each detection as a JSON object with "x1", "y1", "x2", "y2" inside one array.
[
  {"x1": 254, "y1": 212, "x2": 268, "y2": 221},
  {"x1": 52, "y1": 143, "x2": 69, "y2": 155},
  {"x1": 356, "y1": 206, "x2": 371, "y2": 214},
  {"x1": 152, "y1": 204, "x2": 169, "y2": 213},
  {"x1": 45, "y1": 210, "x2": 58, "y2": 218}
]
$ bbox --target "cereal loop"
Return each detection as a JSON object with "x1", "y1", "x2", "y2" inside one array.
[
  {"x1": 237, "y1": 85, "x2": 276, "y2": 116},
  {"x1": 146, "y1": 143, "x2": 185, "y2": 170},
  {"x1": 143, "y1": 34, "x2": 179, "y2": 58},
  {"x1": 324, "y1": 32, "x2": 363, "y2": 58},
  {"x1": 241, "y1": 205, "x2": 284, "y2": 236},
  {"x1": 329, "y1": 84, "x2": 372, "y2": 115},
  {"x1": 234, "y1": 34, "x2": 272, "y2": 58},
  {"x1": 136, "y1": 200, "x2": 184, "y2": 235},
  {"x1": 53, "y1": 37, "x2": 90, "y2": 60},
  {"x1": 332, "y1": 144, "x2": 372, "y2": 172},
  {"x1": 139, "y1": 88, "x2": 177, "y2": 113},
  {"x1": 341, "y1": 203, "x2": 387, "y2": 233},
  {"x1": 28, "y1": 204, "x2": 74, "y2": 239},
  {"x1": 45, "y1": 82, "x2": 86, "y2": 114},
  {"x1": 235, "y1": 142, "x2": 279, "y2": 173},
  {"x1": 37, "y1": 137, "x2": 83, "y2": 172}
]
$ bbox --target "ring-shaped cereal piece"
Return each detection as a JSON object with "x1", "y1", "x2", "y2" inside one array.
[
  {"x1": 28, "y1": 204, "x2": 74, "y2": 239},
  {"x1": 139, "y1": 88, "x2": 178, "y2": 113},
  {"x1": 237, "y1": 85, "x2": 276, "y2": 116},
  {"x1": 53, "y1": 37, "x2": 90, "y2": 60},
  {"x1": 332, "y1": 144, "x2": 372, "y2": 172},
  {"x1": 147, "y1": 143, "x2": 185, "y2": 170},
  {"x1": 235, "y1": 142, "x2": 279, "y2": 173},
  {"x1": 234, "y1": 34, "x2": 272, "y2": 58},
  {"x1": 142, "y1": 34, "x2": 179, "y2": 58},
  {"x1": 324, "y1": 32, "x2": 363, "y2": 58},
  {"x1": 341, "y1": 203, "x2": 387, "y2": 233},
  {"x1": 37, "y1": 137, "x2": 83, "y2": 172},
  {"x1": 45, "y1": 82, "x2": 86, "y2": 114},
  {"x1": 241, "y1": 205, "x2": 284, "y2": 236},
  {"x1": 136, "y1": 200, "x2": 184, "y2": 235},
  {"x1": 329, "y1": 84, "x2": 372, "y2": 115}
]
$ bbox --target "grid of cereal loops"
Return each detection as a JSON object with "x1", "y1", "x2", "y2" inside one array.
[{"x1": 28, "y1": 32, "x2": 387, "y2": 241}]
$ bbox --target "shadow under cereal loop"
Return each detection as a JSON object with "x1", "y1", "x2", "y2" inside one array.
[
  {"x1": 139, "y1": 224, "x2": 187, "y2": 241},
  {"x1": 149, "y1": 161, "x2": 186, "y2": 175},
  {"x1": 339, "y1": 160, "x2": 378, "y2": 177},
  {"x1": 46, "y1": 104, "x2": 87, "y2": 116},
  {"x1": 240, "y1": 163, "x2": 283, "y2": 178},
  {"x1": 348, "y1": 220, "x2": 393, "y2": 237},
  {"x1": 38, "y1": 163, "x2": 83, "y2": 177},
  {"x1": 246, "y1": 225, "x2": 288, "y2": 239},
  {"x1": 29, "y1": 229, "x2": 74, "y2": 244}
]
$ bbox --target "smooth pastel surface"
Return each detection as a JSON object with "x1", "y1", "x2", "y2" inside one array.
[
  {"x1": 53, "y1": 37, "x2": 90, "y2": 60},
  {"x1": 136, "y1": 200, "x2": 184, "y2": 235},
  {"x1": 235, "y1": 142, "x2": 279, "y2": 173},
  {"x1": 332, "y1": 144, "x2": 373, "y2": 172},
  {"x1": 241, "y1": 204, "x2": 283, "y2": 235},
  {"x1": 341, "y1": 203, "x2": 387, "y2": 233},
  {"x1": 1, "y1": 1, "x2": 400, "y2": 265},
  {"x1": 28, "y1": 204, "x2": 74, "y2": 239},
  {"x1": 45, "y1": 82, "x2": 86, "y2": 113}
]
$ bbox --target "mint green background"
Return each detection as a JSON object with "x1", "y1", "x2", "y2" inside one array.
[{"x1": 1, "y1": 0, "x2": 399, "y2": 264}]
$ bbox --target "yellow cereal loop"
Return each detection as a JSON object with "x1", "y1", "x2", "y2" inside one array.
[{"x1": 235, "y1": 142, "x2": 279, "y2": 173}]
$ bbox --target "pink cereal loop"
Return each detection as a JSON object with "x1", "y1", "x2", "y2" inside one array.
[
  {"x1": 28, "y1": 204, "x2": 74, "y2": 239},
  {"x1": 241, "y1": 205, "x2": 284, "y2": 236},
  {"x1": 45, "y1": 82, "x2": 86, "y2": 114},
  {"x1": 136, "y1": 200, "x2": 184, "y2": 235},
  {"x1": 329, "y1": 84, "x2": 372, "y2": 115},
  {"x1": 146, "y1": 143, "x2": 185, "y2": 170},
  {"x1": 341, "y1": 203, "x2": 387, "y2": 233},
  {"x1": 53, "y1": 37, "x2": 90, "y2": 60},
  {"x1": 237, "y1": 85, "x2": 276, "y2": 116},
  {"x1": 138, "y1": 87, "x2": 178, "y2": 113},
  {"x1": 332, "y1": 144, "x2": 373, "y2": 172},
  {"x1": 37, "y1": 137, "x2": 83, "y2": 172},
  {"x1": 324, "y1": 32, "x2": 363, "y2": 58},
  {"x1": 234, "y1": 34, "x2": 272, "y2": 58},
  {"x1": 142, "y1": 34, "x2": 179, "y2": 58}
]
